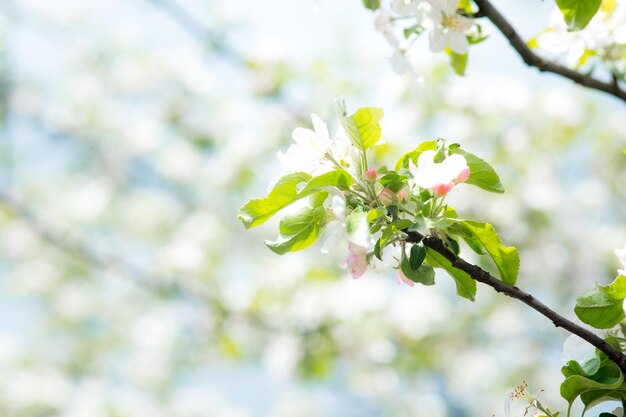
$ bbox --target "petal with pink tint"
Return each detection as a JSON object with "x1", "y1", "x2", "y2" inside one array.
[
  {"x1": 396, "y1": 269, "x2": 415, "y2": 287},
  {"x1": 432, "y1": 182, "x2": 454, "y2": 196},
  {"x1": 346, "y1": 243, "x2": 368, "y2": 279}
]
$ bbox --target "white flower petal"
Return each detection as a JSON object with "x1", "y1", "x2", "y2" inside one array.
[
  {"x1": 562, "y1": 335, "x2": 596, "y2": 365},
  {"x1": 443, "y1": 0, "x2": 458, "y2": 14},
  {"x1": 321, "y1": 221, "x2": 345, "y2": 254},
  {"x1": 504, "y1": 390, "x2": 514, "y2": 417},
  {"x1": 427, "y1": 0, "x2": 446, "y2": 12},
  {"x1": 440, "y1": 153, "x2": 468, "y2": 182},
  {"x1": 448, "y1": 31, "x2": 469, "y2": 54},
  {"x1": 330, "y1": 195, "x2": 346, "y2": 219},
  {"x1": 428, "y1": 29, "x2": 447, "y2": 53},
  {"x1": 311, "y1": 113, "x2": 330, "y2": 142},
  {"x1": 390, "y1": 50, "x2": 409, "y2": 75},
  {"x1": 417, "y1": 150, "x2": 437, "y2": 168}
]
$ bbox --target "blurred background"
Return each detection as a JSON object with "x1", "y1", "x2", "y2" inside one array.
[{"x1": 0, "y1": 0, "x2": 625, "y2": 416}]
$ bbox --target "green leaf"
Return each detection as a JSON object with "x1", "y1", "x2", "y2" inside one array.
[
  {"x1": 335, "y1": 98, "x2": 384, "y2": 151},
  {"x1": 352, "y1": 107, "x2": 384, "y2": 150},
  {"x1": 400, "y1": 257, "x2": 435, "y2": 286},
  {"x1": 450, "y1": 220, "x2": 519, "y2": 285},
  {"x1": 444, "y1": 236, "x2": 460, "y2": 256},
  {"x1": 374, "y1": 239, "x2": 382, "y2": 260},
  {"x1": 555, "y1": 0, "x2": 601, "y2": 30},
  {"x1": 367, "y1": 208, "x2": 386, "y2": 224},
  {"x1": 446, "y1": 48, "x2": 468, "y2": 76},
  {"x1": 300, "y1": 170, "x2": 354, "y2": 194},
  {"x1": 409, "y1": 243, "x2": 426, "y2": 270},
  {"x1": 560, "y1": 358, "x2": 625, "y2": 412},
  {"x1": 403, "y1": 24, "x2": 424, "y2": 39},
  {"x1": 448, "y1": 222, "x2": 487, "y2": 255},
  {"x1": 239, "y1": 172, "x2": 311, "y2": 229},
  {"x1": 265, "y1": 205, "x2": 326, "y2": 255},
  {"x1": 395, "y1": 140, "x2": 437, "y2": 171},
  {"x1": 394, "y1": 219, "x2": 414, "y2": 230},
  {"x1": 426, "y1": 249, "x2": 476, "y2": 301},
  {"x1": 574, "y1": 275, "x2": 626, "y2": 329},
  {"x1": 379, "y1": 173, "x2": 408, "y2": 193},
  {"x1": 362, "y1": 0, "x2": 380, "y2": 10},
  {"x1": 238, "y1": 170, "x2": 353, "y2": 228},
  {"x1": 602, "y1": 275, "x2": 626, "y2": 299},
  {"x1": 450, "y1": 147, "x2": 505, "y2": 193},
  {"x1": 458, "y1": 0, "x2": 476, "y2": 13}
]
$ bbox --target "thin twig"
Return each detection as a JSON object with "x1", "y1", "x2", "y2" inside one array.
[
  {"x1": 145, "y1": 0, "x2": 246, "y2": 65},
  {"x1": 473, "y1": 0, "x2": 626, "y2": 103},
  {"x1": 0, "y1": 191, "x2": 205, "y2": 299},
  {"x1": 405, "y1": 230, "x2": 626, "y2": 374}
]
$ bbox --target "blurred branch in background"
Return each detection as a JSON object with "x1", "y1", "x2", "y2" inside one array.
[
  {"x1": 144, "y1": 0, "x2": 308, "y2": 119},
  {"x1": 0, "y1": 189, "x2": 276, "y2": 330},
  {"x1": 0, "y1": 190, "x2": 187, "y2": 296},
  {"x1": 0, "y1": 0, "x2": 17, "y2": 189},
  {"x1": 145, "y1": 0, "x2": 246, "y2": 65}
]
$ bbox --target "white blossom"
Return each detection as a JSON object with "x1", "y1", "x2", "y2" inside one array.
[
  {"x1": 424, "y1": 0, "x2": 473, "y2": 54},
  {"x1": 346, "y1": 242, "x2": 368, "y2": 279},
  {"x1": 562, "y1": 335, "x2": 596, "y2": 365},
  {"x1": 374, "y1": 11, "x2": 400, "y2": 49},
  {"x1": 391, "y1": 0, "x2": 423, "y2": 17},
  {"x1": 390, "y1": 50, "x2": 422, "y2": 81},
  {"x1": 409, "y1": 150, "x2": 470, "y2": 195},
  {"x1": 277, "y1": 113, "x2": 333, "y2": 174},
  {"x1": 321, "y1": 194, "x2": 347, "y2": 254}
]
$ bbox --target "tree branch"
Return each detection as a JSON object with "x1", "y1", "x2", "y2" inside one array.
[
  {"x1": 405, "y1": 230, "x2": 626, "y2": 374},
  {"x1": 472, "y1": 0, "x2": 626, "y2": 103},
  {"x1": 0, "y1": 191, "x2": 204, "y2": 299}
]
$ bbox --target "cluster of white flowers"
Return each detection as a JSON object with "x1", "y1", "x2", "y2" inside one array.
[
  {"x1": 277, "y1": 114, "x2": 357, "y2": 175},
  {"x1": 279, "y1": 114, "x2": 470, "y2": 286},
  {"x1": 372, "y1": 0, "x2": 477, "y2": 78},
  {"x1": 535, "y1": 2, "x2": 626, "y2": 73}
]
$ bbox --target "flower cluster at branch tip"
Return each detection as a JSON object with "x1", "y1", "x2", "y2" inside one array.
[
  {"x1": 272, "y1": 108, "x2": 474, "y2": 285},
  {"x1": 277, "y1": 113, "x2": 356, "y2": 175},
  {"x1": 239, "y1": 101, "x2": 512, "y2": 300},
  {"x1": 282, "y1": 116, "x2": 472, "y2": 282},
  {"x1": 369, "y1": 0, "x2": 484, "y2": 77},
  {"x1": 409, "y1": 149, "x2": 469, "y2": 195}
]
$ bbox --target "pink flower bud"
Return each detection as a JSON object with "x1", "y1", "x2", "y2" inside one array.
[
  {"x1": 455, "y1": 167, "x2": 470, "y2": 183},
  {"x1": 396, "y1": 187, "x2": 409, "y2": 204},
  {"x1": 364, "y1": 167, "x2": 378, "y2": 183},
  {"x1": 396, "y1": 269, "x2": 414, "y2": 287},
  {"x1": 378, "y1": 188, "x2": 395, "y2": 206},
  {"x1": 346, "y1": 242, "x2": 368, "y2": 279},
  {"x1": 432, "y1": 182, "x2": 454, "y2": 196}
]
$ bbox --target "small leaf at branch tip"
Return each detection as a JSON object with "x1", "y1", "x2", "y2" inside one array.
[
  {"x1": 238, "y1": 170, "x2": 353, "y2": 229},
  {"x1": 574, "y1": 275, "x2": 626, "y2": 329}
]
